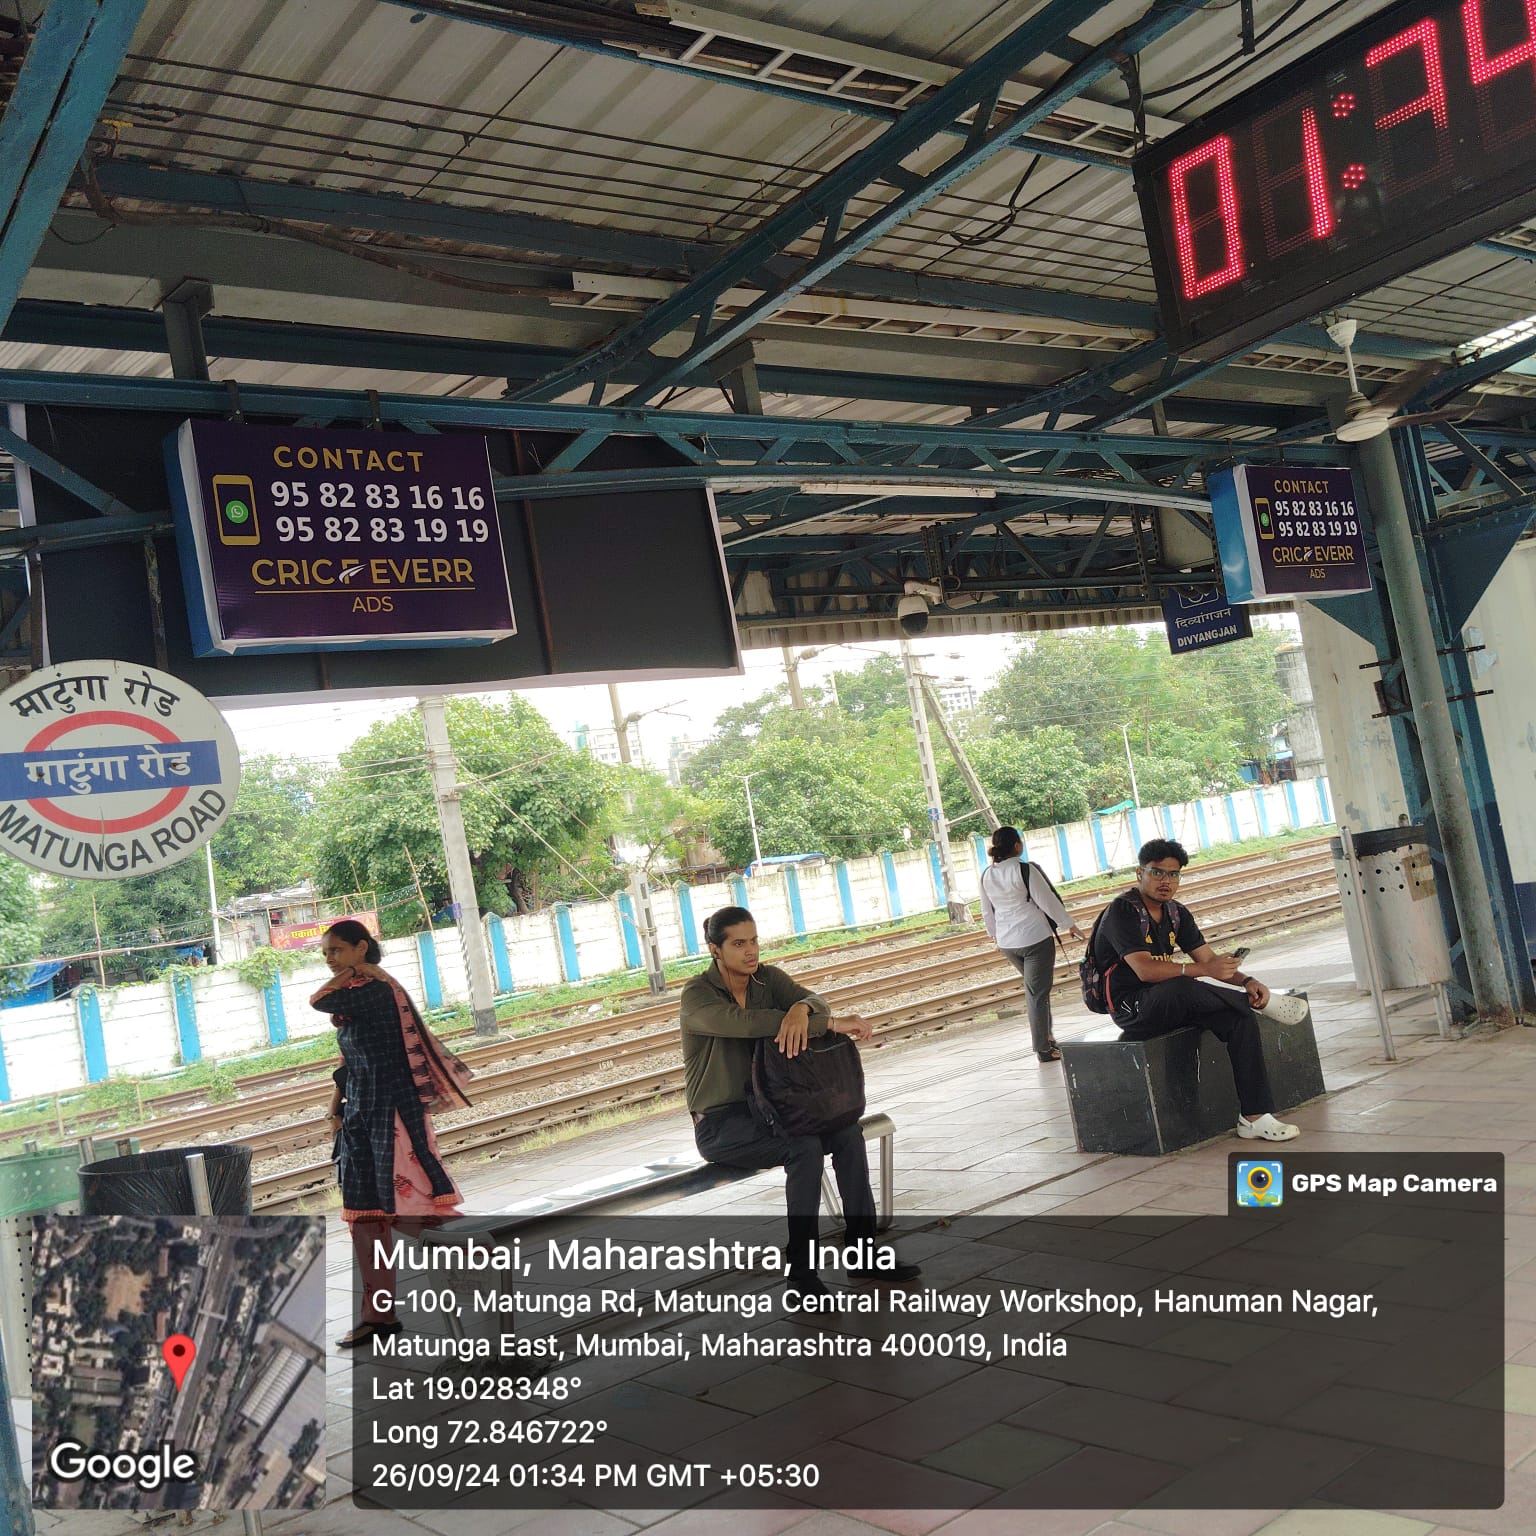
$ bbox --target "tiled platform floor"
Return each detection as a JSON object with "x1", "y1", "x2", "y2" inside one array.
[{"x1": 19, "y1": 919, "x2": 1536, "y2": 1536}]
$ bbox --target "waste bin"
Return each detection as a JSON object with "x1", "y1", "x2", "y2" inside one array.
[
  {"x1": 78, "y1": 1144, "x2": 252, "y2": 1217},
  {"x1": 1330, "y1": 825, "x2": 1452, "y2": 990}
]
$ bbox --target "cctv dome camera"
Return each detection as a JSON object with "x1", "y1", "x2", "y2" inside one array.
[{"x1": 896, "y1": 593, "x2": 930, "y2": 635}]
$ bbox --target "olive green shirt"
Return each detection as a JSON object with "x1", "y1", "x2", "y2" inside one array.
[{"x1": 679, "y1": 961, "x2": 831, "y2": 1114}]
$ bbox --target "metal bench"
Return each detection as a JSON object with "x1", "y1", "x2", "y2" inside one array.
[
  {"x1": 1060, "y1": 993, "x2": 1324, "y2": 1156},
  {"x1": 403, "y1": 1112, "x2": 895, "y2": 1341}
]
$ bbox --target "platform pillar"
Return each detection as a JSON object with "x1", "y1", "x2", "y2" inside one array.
[{"x1": 1356, "y1": 431, "x2": 1516, "y2": 1023}]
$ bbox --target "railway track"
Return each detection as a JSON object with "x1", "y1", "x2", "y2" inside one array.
[
  {"x1": 252, "y1": 876, "x2": 1343, "y2": 1211},
  {"x1": 126, "y1": 850, "x2": 1338, "y2": 1155},
  {"x1": 7, "y1": 837, "x2": 1332, "y2": 1151}
]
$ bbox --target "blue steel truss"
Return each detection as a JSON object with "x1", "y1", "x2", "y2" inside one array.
[
  {"x1": 0, "y1": 0, "x2": 148, "y2": 332},
  {"x1": 510, "y1": 0, "x2": 1221, "y2": 407}
]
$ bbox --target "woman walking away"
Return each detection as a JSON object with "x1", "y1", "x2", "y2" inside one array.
[
  {"x1": 979, "y1": 826, "x2": 1085, "y2": 1062},
  {"x1": 313, "y1": 919, "x2": 474, "y2": 1349}
]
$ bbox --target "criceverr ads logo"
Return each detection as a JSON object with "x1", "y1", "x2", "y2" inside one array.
[{"x1": 1228, "y1": 1153, "x2": 1503, "y2": 1214}]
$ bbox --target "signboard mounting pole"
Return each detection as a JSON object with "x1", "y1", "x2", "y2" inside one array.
[
  {"x1": 418, "y1": 697, "x2": 499, "y2": 1037},
  {"x1": 1353, "y1": 433, "x2": 1514, "y2": 1027}
]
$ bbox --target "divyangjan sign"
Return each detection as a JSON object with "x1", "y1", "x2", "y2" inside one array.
[
  {"x1": 167, "y1": 421, "x2": 516, "y2": 655},
  {"x1": 1161, "y1": 585, "x2": 1253, "y2": 655},
  {"x1": 1208, "y1": 464, "x2": 1372, "y2": 602},
  {"x1": 0, "y1": 661, "x2": 240, "y2": 879}
]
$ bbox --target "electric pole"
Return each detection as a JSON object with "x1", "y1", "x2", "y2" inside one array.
[
  {"x1": 418, "y1": 696, "x2": 500, "y2": 1037},
  {"x1": 900, "y1": 638, "x2": 968, "y2": 923},
  {"x1": 920, "y1": 675, "x2": 998, "y2": 832},
  {"x1": 607, "y1": 682, "x2": 635, "y2": 764},
  {"x1": 782, "y1": 645, "x2": 806, "y2": 709},
  {"x1": 742, "y1": 771, "x2": 765, "y2": 869},
  {"x1": 1121, "y1": 722, "x2": 1142, "y2": 807}
]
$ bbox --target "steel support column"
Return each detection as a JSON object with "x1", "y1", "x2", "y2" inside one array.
[
  {"x1": 1400, "y1": 430, "x2": 1536, "y2": 1015},
  {"x1": 1354, "y1": 432, "x2": 1517, "y2": 1025}
]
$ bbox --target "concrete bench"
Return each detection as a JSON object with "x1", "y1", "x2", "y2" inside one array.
[{"x1": 1060, "y1": 994, "x2": 1323, "y2": 1156}]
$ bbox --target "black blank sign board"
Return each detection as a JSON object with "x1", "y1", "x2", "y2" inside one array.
[{"x1": 15, "y1": 408, "x2": 740, "y2": 703}]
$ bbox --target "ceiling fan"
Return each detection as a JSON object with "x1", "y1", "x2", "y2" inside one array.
[{"x1": 1322, "y1": 315, "x2": 1457, "y2": 442}]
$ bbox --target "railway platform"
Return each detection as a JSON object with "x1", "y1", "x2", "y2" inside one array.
[{"x1": 24, "y1": 915, "x2": 1536, "y2": 1536}]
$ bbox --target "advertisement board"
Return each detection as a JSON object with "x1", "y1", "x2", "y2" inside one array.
[
  {"x1": 168, "y1": 421, "x2": 516, "y2": 655},
  {"x1": 1209, "y1": 464, "x2": 1372, "y2": 602},
  {"x1": 269, "y1": 909, "x2": 380, "y2": 951}
]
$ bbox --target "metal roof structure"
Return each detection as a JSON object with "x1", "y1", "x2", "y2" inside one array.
[{"x1": 2, "y1": 0, "x2": 1535, "y2": 647}]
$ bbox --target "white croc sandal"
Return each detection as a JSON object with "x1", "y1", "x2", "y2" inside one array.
[
  {"x1": 1259, "y1": 992, "x2": 1310, "y2": 1026},
  {"x1": 1237, "y1": 1112, "x2": 1300, "y2": 1141}
]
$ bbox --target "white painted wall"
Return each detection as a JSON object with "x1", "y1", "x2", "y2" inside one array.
[{"x1": 0, "y1": 777, "x2": 1334, "y2": 1102}]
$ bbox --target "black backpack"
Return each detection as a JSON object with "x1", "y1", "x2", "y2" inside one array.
[
  {"x1": 750, "y1": 1033, "x2": 865, "y2": 1138},
  {"x1": 1079, "y1": 895, "x2": 1183, "y2": 1015}
]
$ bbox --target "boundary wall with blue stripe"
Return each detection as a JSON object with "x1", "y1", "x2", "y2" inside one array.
[{"x1": 0, "y1": 777, "x2": 1330, "y2": 1103}]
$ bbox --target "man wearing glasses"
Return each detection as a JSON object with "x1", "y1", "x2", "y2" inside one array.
[{"x1": 1092, "y1": 838, "x2": 1300, "y2": 1143}]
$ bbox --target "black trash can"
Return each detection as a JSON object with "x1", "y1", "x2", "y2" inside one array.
[{"x1": 78, "y1": 1144, "x2": 252, "y2": 1216}]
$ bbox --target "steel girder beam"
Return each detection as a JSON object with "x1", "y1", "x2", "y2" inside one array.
[
  {"x1": 87, "y1": 161, "x2": 1153, "y2": 334},
  {"x1": 0, "y1": 0, "x2": 148, "y2": 332},
  {"x1": 0, "y1": 366, "x2": 1346, "y2": 480},
  {"x1": 5, "y1": 296, "x2": 1305, "y2": 426},
  {"x1": 511, "y1": 0, "x2": 1217, "y2": 407},
  {"x1": 78, "y1": 164, "x2": 1443, "y2": 377},
  {"x1": 376, "y1": 0, "x2": 1130, "y2": 172}
]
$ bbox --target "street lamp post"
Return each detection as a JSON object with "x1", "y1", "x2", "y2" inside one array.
[{"x1": 741, "y1": 771, "x2": 765, "y2": 870}]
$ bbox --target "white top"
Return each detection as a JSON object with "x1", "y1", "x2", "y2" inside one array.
[{"x1": 979, "y1": 859, "x2": 1072, "y2": 952}]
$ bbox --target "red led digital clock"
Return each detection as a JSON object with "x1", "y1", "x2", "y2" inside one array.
[{"x1": 1134, "y1": 0, "x2": 1536, "y2": 357}]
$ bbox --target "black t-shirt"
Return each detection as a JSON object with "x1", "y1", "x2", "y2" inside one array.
[{"x1": 1092, "y1": 890, "x2": 1207, "y2": 1015}]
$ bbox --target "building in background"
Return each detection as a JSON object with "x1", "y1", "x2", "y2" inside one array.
[{"x1": 573, "y1": 721, "x2": 644, "y2": 767}]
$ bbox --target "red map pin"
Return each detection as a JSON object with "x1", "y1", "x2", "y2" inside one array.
[{"x1": 162, "y1": 1334, "x2": 196, "y2": 1391}]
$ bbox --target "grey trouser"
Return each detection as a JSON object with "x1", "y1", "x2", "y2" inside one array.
[{"x1": 1000, "y1": 935, "x2": 1058, "y2": 1056}]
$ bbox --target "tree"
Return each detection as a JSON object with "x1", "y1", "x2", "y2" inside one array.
[
  {"x1": 210, "y1": 754, "x2": 324, "y2": 899},
  {"x1": 38, "y1": 862, "x2": 211, "y2": 975},
  {"x1": 825, "y1": 655, "x2": 908, "y2": 721},
  {"x1": 699, "y1": 734, "x2": 919, "y2": 867},
  {"x1": 307, "y1": 697, "x2": 617, "y2": 931},
  {"x1": 0, "y1": 857, "x2": 39, "y2": 991},
  {"x1": 981, "y1": 626, "x2": 1293, "y2": 796},
  {"x1": 937, "y1": 727, "x2": 1091, "y2": 829},
  {"x1": 615, "y1": 769, "x2": 708, "y2": 878}
]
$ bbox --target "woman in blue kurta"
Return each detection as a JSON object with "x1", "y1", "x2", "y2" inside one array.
[{"x1": 313, "y1": 919, "x2": 473, "y2": 1348}]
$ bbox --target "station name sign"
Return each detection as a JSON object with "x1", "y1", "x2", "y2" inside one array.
[
  {"x1": 167, "y1": 421, "x2": 516, "y2": 655},
  {"x1": 0, "y1": 661, "x2": 239, "y2": 879},
  {"x1": 1209, "y1": 464, "x2": 1372, "y2": 602},
  {"x1": 1135, "y1": 0, "x2": 1536, "y2": 357}
]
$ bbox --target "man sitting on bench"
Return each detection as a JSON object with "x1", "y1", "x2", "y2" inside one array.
[
  {"x1": 680, "y1": 906, "x2": 919, "y2": 1299},
  {"x1": 1094, "y1": 839, "x2": 1301, "y2": 1144}
]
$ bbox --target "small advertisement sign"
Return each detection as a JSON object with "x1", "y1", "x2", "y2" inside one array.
[
  {"x1": 1209, "y1": 464, "x2": 1371, "y2": 602},
  {"x1": 1161, "y1": 585, "x2": 1253, "y2": 655},
  {"x1": 0, "y1": 661, "x2": 240, "y2": 878},
  {"x1": 167, "y1": 421, "x2": 516, "y2": 655},
  {"x1": 269, "y1": 909, "x2": 380, "y2": 951}
]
